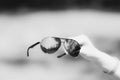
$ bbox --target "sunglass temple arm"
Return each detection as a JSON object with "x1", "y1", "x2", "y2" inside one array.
[
  {"x1": 27, "y1": 42, "x2": 40, "y2": 57},
  {"x1": 57, "y1": 53, "x2": 66, "y2": 58}
]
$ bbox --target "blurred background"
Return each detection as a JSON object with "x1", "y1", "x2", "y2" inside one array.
[{"x1": 0, "y1": 0, "x2": 120, "y2": 80}]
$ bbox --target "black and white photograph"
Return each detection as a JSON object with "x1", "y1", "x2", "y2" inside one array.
[{"x1": 0, "y1": 0, "x2": 120, "y2": 80}]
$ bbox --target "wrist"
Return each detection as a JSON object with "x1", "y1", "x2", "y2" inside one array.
[
  {"x1": 81, "y1": 46, "x2": 119, "y2": 73},
  {"x1": 114, "y1": 60, "x2": 120, "y2": 77},
  {"x1": 95, "y1": 51, "x2": 119, "y2": 74}
]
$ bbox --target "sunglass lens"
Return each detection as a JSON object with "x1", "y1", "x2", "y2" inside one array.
[
  {"x1": 40, "y1": 37, "x2": 61, "y2": 54},
  {"x1": 63, "y1": 39, "x2": 81, "y2": 57}
]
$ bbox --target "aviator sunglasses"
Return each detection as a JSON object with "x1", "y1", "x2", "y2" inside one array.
[{"x1": 27, "y1": 37, "x2": 81, "y2": 58}]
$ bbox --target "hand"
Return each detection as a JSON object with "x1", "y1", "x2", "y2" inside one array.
[
  {"x1": 69, "y1": 34, "x2": 100, "y2": 61},
  {"x1": 70, "y1": 34, "x2": 119, "y2": 76}
]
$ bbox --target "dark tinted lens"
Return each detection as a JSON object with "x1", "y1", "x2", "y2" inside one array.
[
  {"x1": 40, "y1": 37, "x2": 61, "y2": 54},
  {"x1": 63, "y1": 39, "x2": 81, "y2": 57}
]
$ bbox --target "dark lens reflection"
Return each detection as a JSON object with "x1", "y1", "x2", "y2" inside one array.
[{"x1": 63, "y1": 39, "x2": 81, "y2": 57}]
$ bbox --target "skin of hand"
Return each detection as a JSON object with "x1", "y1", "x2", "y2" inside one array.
[
  {"x1": 69, "y1": 34, "x2": 120, "y2": 76},
  {"x1": 69, "y1": 34, "x2": 101, "y2": 61}
]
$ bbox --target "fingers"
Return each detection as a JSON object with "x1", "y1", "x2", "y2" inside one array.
[
  {"x1": 68, "y1": 34, "x2": 93, "y2": 46},
  {"x1": 69, "y1": 34, "x2": 99, "y2": 60}
]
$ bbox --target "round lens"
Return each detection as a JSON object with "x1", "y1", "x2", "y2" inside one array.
[
  {"x1": 40, "y1": 37, "x2": 61, "y2": 54},
  {"x1": 63, "y1": 39, "x2": 81, "y2": 57}
]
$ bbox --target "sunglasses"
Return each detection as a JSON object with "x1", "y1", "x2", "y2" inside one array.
[{"x1": 27, "y1": 37, "x2": 81, "y2": 58}]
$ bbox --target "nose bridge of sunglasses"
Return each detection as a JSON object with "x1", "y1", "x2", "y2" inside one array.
[{"x1": 59, "y1": 38, "x2": 72, "y2": 55}]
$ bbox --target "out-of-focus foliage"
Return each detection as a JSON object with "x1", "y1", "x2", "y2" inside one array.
[{"x1": 0, "y1": 0, "x2": 120, "y2": 12}]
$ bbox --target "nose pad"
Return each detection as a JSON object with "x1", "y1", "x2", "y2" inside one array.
[
  {"x1": 63, "y1": 39, "x2": 81, "y2": 57},
  {"x1": 40, "y1": 37, "x2": 61, "y2": 54}
]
